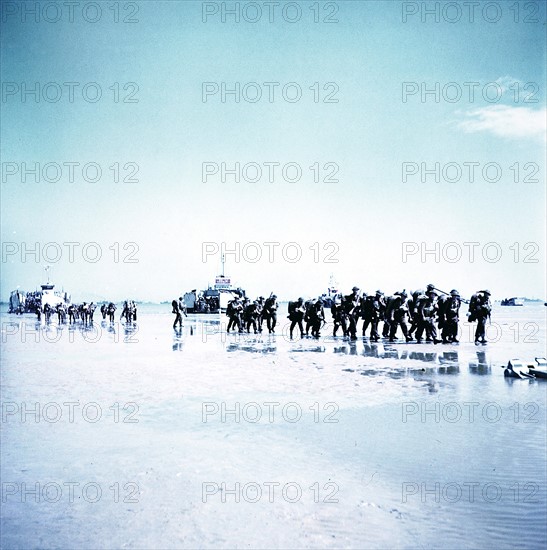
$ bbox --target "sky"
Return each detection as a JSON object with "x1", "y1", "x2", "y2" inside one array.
[{"x1": 1, "y1": 0, "x2": 546, "y2": 302}]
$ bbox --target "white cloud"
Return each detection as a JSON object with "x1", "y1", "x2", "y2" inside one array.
[{"x1": 457, "y1": 105, "x2": 546, "y2": 143}]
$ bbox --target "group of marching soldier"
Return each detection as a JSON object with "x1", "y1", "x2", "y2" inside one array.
[
  {"x1": 36, "y1": 300, "x2": 137, "y2": 325},
  {"x1": 172, "y1": 294, "x2": 279, "y2": 333},
  {"x1": 287, "y1": 285, "x2": 492, "y2": 344},
  {"x1": 225, "y1": 294, "x2": 279, "y2": 334},
  {"x1": 171, "y1": 285, "x2": 492, "y2": 345}
]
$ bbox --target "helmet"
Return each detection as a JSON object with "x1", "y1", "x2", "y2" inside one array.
[
  {"x1": 352, "y1": 286, "x2": 359, "y2": 292},
  {"x1": 450, "y1": 289, "x2": 460, "y2": 296}
]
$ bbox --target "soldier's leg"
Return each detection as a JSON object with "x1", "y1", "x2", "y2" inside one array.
[
  {"x1": 341, "y1": 315, "x2": 348, "y2": 337},
  {"x1": 389, "y1": 321, "x2": 398, "y2": 341},
  {"x1": 370, "y1": 320, "x2": 379, "y2": 340},
  {"x1": 401, "y1": 320, "x2": 412, "y2": 341}
]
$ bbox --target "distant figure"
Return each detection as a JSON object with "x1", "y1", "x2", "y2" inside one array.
[
  {"x1": 100, "y1": 303, "x2": 107, "y2": 319},
  {"x1": 172, "y1": 297, "x2": 187, "y2": 329},
  {"x1": 107, "y1": 302, "x2": 116, "y2": 323},
  {"x1": 288, "y1": 297, "x2": 305, "y2": 339},
  {"x1": 88, "y1": 302, "x2": 96, "y2": 324},
  {"x1": 68, "y1": 304, "x2": 76, "y2": 324},
  {"x1": 468, "y1": 290, "x2": 491, "y2": 344},
  {"x1": 44, "y1": 303, "x2": 52, "y2": 323}
]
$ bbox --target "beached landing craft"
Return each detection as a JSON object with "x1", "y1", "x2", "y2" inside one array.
[
  {"x1": 8, "y1": 267, "x2": 71, "y2": 314},
  {"x1": 183, "y1": 257, "x2": 245, "y2": 313},
  {"x1": 320, "y1": 274, "x2": 339, "y2": 308},
  {"x1": 500, "y1": 297, "x2": 525, "y2": 306}
]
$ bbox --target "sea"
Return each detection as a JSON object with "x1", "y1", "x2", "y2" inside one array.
[{"x1": 1, "y1": 303, "x2": 546, "y2": 549}]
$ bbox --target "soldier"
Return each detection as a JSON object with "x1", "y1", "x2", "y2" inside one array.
[
  {"x1": 387, "y1": 290, "x2": 412, "y2": 342},
  {"x1": 80, "y1": 302, "x2": 89, "y2": 325},
  {"x1": 415, "y1": 290, "x2": 441, "y2": 344},
  {"x1": 442, "y1": 290, "x2": 461, "y2": 343},
  {"x1": 362, "y1": 290, "x2": 384, "y2": 341},
  {"x1": 68, "y1": 304, "x2": 77, "y2": 324},
  {"x1": 407, "y1": 290, "x2": 424, "y2": 338},
  {"x1": 344, "y1": 286, "x2": 361, "y2": 340},
  {"x1": 256, "y1": 296, "x2": 265, "y2": 333},
  {"x1": 469, "y1": 290, "x2": 491, "y2": 344},
  {"x1": 244, "y1": 300, "x2": 260, "y2": 334},
  {"x1": 304, "y1": 298, "x2": 315, "y2": 336},
  {"x1": 410, "y1": 291, "x2": 428, "y2": 342},
  {"x1": 44, "y1": 303, "x2": 52, "y2": 323},
  {"x1": 107, "y1": 302, "x2": 116, "y2": 323},
  {"x1": 288, "y1": 297, "x2": 306, "y2": 339},
  {"x1": 309, "y1": 298, "x2": 325, "y2": 338},
  {"x1": 88, "y1": 302, "x2": 96, "y2": 324},
  {"x1": 263, "y1": 294, "x2": 278, "y2": 333},
  {"x1": 382, "y1": 293, "x2": 395, "y2": 338},
  {"x1": 56, "y1": 303, "x2": 66, "y2": 324},
  {"x1": 227, "y1": 296, "x2": 243, "y2": 333},
  {"x1": 172, "y1": 297, "x2": 187, "y2": 329},
  {"x1": 331, "y1": 294, "x2": 346, "y2": 337}
]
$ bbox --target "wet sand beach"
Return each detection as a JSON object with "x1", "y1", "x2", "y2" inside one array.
[{"x1": 1, "y1": 304, "x2": 546, "y2": 549}]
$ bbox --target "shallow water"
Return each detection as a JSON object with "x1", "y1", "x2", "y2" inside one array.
[{"x1": 1, "y1": 304, "x2": 546, "y2": 549}]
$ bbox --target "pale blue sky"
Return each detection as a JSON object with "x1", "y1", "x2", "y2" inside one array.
[{"x1": 1, "y1": 1, "x2": 545, "y2": 302}]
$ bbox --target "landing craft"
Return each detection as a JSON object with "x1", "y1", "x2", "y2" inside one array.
[
  {"x1": 500, "y1": 297, "x2": 524, "y2": 306},
  {"x1": 8, "y1": 267, "x2": 70, "y2": 314},
  {"x1": 183, "y1": 256, "x2": 245, "y2": 313}
]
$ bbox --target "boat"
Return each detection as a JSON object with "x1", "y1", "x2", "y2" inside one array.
[
  {"x1": 8, "y1": 267, "x2": 71, "y2": 314},
  {"x1": 500, "y1": 297, "x2": 524, "y2": 306},
  {"x1": 183, "y1": 256, "x2": 245, "y2": 314},
  {"x1": 504, "y1": 358, "x2": 547, "y2": 380},
  {"x1": 504, "y1": 359, "x2": 534, "y2": 379},
  {"x1": 528, "y1": 358, "x2": 547, "y2": 379},
  {"x1": 320, "y1": 274, "x2": 339, "y2": 308}
]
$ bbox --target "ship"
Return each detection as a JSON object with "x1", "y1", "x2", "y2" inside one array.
[
  {"x1": 500, "y1": 297, "x2": 524, "y2": 306},
  {"x1": 319, "y1": 274, "x2": 339, "y2": 308},
  {"x1": 8, "y1": 267, "x2": 71, "y2": 314},
  {"x1": 183, "y1": 256, "x2": 245, "y2": 313}
]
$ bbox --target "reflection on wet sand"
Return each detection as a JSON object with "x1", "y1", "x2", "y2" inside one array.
[{"x1": 469, "y1": 350, "x2": 491, "y2": 375}]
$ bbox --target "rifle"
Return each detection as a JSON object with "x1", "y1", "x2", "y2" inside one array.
[{"x1": 433, "y1": 286, "x2": 470, "y2": 305}]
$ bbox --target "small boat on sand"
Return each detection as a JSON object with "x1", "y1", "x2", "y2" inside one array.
[{"x1": 504, "y1": 358, "x2": 547, "y2": 379}]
